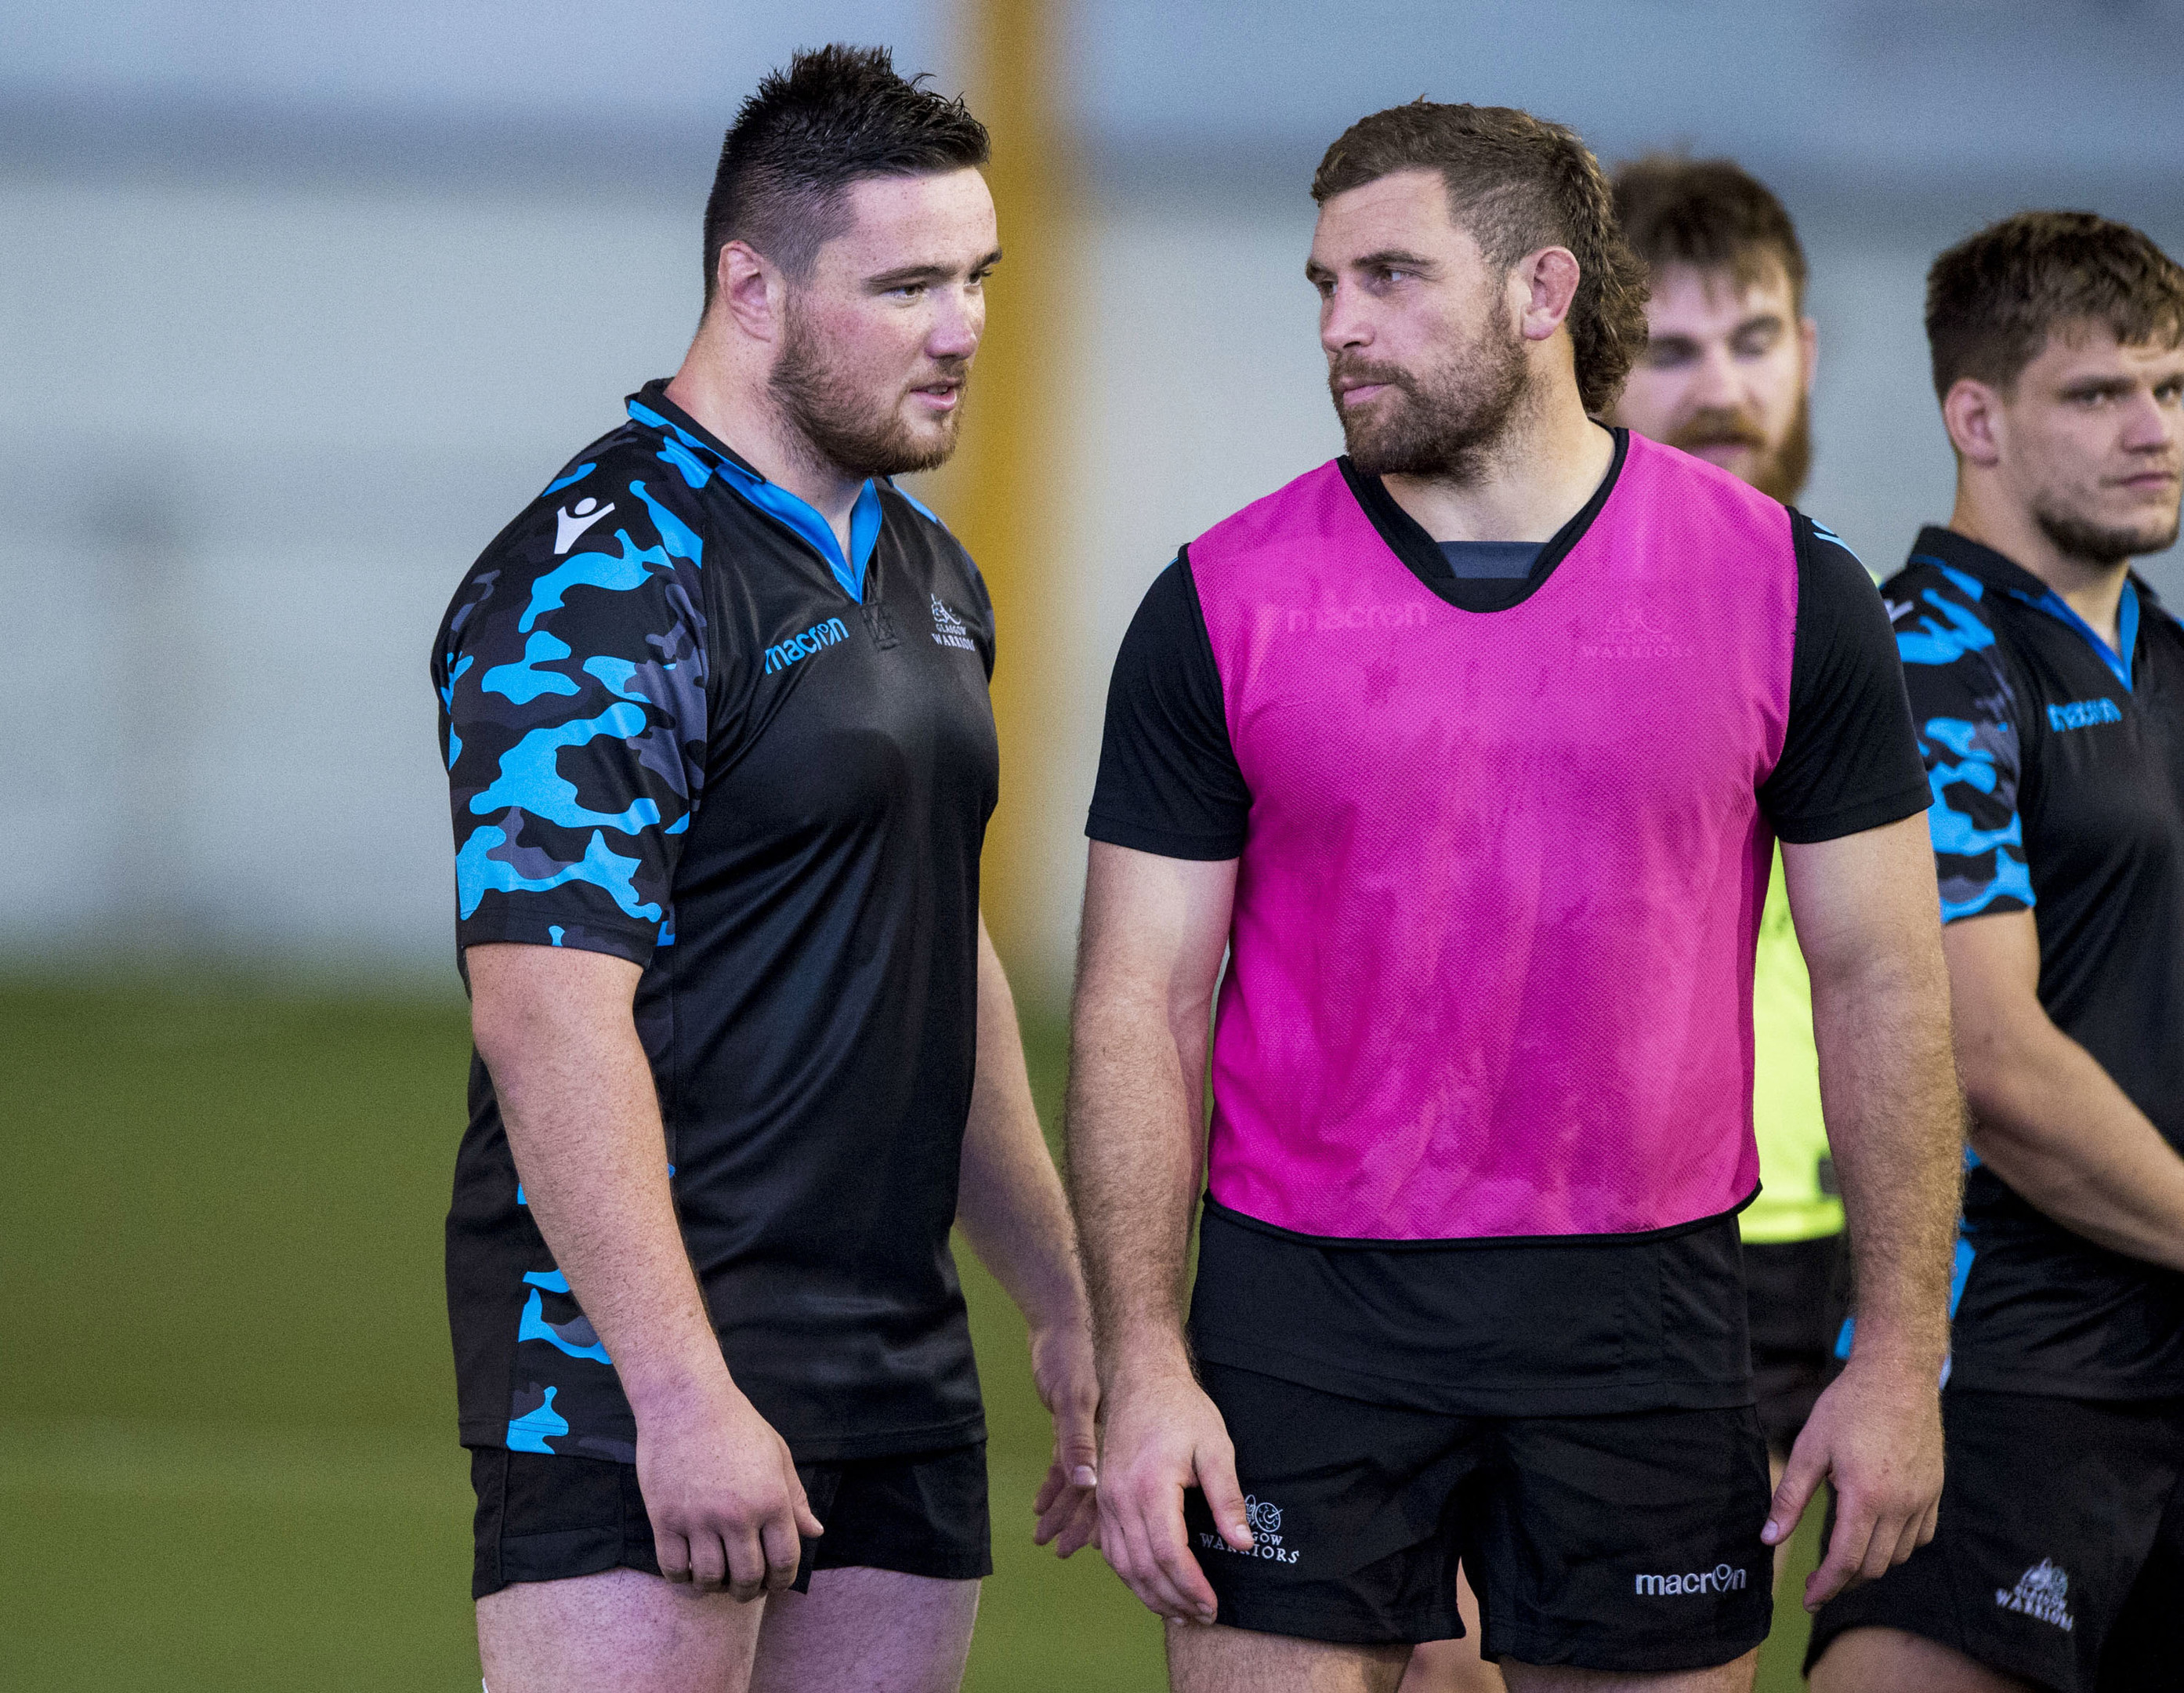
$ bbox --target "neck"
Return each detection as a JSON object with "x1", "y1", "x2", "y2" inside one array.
[
  {"x1": 665, "y1": 321, "x2": 866, "y2": 550},
  {"x1": 1378, "y1": 375, "x2": 1613, "y2": 544},
  {"x1": 1950, "y1": 476, "x2": 2131, "y2": 653}
]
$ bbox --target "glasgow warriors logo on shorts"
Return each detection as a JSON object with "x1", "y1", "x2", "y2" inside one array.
[
  {"x1": 1197, "y1": 1493, "x2": 1302, "y2": 1565},
  {"x1": 1997, "y1": 1559, "x2": 2074, "y2": 1631}
]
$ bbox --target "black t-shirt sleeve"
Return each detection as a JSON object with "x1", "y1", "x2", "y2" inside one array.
[
  {"x1": 1085, "y1": 551, "x2": 1252, "y2": 859},
  {"x1": 1757, "y1": 513, "x2": 1932, "y2": 842}
]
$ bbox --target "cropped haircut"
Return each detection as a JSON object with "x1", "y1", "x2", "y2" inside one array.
[
  {"x1": 1611, "y1": 154, "x2": 1807, "y2": 310},
  {"x1": 1311, "y1": 100, "x2": 1650, "y2": 415},
  {"x1": 1926, "y1": 212, "x2": 2184, "y2": 400},
  {"x1": 702, "y1": 43, "x2": 989, "y2": 303}
]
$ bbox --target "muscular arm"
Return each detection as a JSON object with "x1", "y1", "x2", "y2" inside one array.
[
  {"x1": 1942, "y1": 908, "x2": 2184, "y2": 1271},
  {"x1": 953, "y1": 917, "x2": 1101, "y2": 1556},
  {"x1": 467, "y1": 942, "x2": 819, "y2": 1600},
  {"x1": 1065, "y1": 843, "x2": 1248, "y2": 1623},
  {"x1": 1767, "y1": 813, "x2": 1961, "y2": 1608}
]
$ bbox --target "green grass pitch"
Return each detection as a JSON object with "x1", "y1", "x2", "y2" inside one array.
[{"x1": 0, "y1": 976, "x2": 1818, "y2": 1688}]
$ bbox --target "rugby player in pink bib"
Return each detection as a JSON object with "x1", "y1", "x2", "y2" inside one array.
[{"x1": 1067, "y1": 101, "x2": 1964, "y2": 1693}]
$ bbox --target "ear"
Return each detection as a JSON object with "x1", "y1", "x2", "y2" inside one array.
[
  {"x1": 1513, "y1": 246, "x2": 1582, "y2": 344},
  {"x1": 1941, "y1": 376, "x2": 2005, "y2": 467},
  {"x1": 1798, "y1": 315, "x2": 1819, "y2": 386},
  {"x1": 713, "y1": 239, "x2": 784, "y2": 343}
]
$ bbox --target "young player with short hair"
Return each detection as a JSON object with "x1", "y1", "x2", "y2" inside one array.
[
  {"x1": 1809, "y1": 210, "x2": 2184, "y2": 1693},
  {"x1": 433, "y1": 45, "x2": 1097, "y2": 1693}
]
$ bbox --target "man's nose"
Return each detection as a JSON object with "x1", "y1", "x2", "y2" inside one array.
[
  {"x1": 2117, "y1": 389, "x2": 2179, "y2": 454},
  {"x1": 1687, "y1": 345, "x2": 1745, "y2": 411},
  {"x1": 1320, "y1": 283, "x2": 1371, "y2": 353},
  {"x1": 929, "y1": 287, "x2": 981, "y2": 360}
]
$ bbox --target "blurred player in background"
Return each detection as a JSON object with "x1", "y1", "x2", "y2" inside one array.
[
  {"x1": 1070, "y1": 99, "x2": 1960, "y2": 1693},
  {"x1": 1611, "y1": 158, "x2": 1847, "y2": 1493},
  {"x1": 1403, "y1": 151, "x2": 1836, "y2": 1693},
  {"x1": 1809, "y1": 212, "x2": 2184, "y2": 1693},
  {"x1": 433, "y1": 45, "x2": 1096, "y2": 1693}
]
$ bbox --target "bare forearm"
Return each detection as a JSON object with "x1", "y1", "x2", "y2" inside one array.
[
  {"x1": 1065, "y1": 985, "x2": 1204, "y2": 1386},
  {"x1": 1812, "y1": 950, "x2": 1961, "y2": 1368},
  {"x1": 469, "y1": 948, "x2": 724, "y2": 1411},
  {"x1": 955, "y1": 926, "x2": 1088, "y2": 1333},
  {"x1": 1962, "y1": 1022, "x2": 2184, "y2": 1271}
]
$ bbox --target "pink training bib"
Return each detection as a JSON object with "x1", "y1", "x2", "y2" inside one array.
[{"x1": 1188, "y1": 434, "x2": 1796, "y2": 1240}]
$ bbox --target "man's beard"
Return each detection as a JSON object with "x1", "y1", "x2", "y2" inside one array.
[
  {"x1": 770, "y1": 303, "x2": 964, "y2": 480},
  {"x1": 1331, "y1": 302, "x2": 1530, "y2": 481},
  {"x1": 2034, "y1": 494, "x2": 2181, "y2": 568},
  {"x1": 1668, "y1": 391, "x2": 1812, "y2": 505}
]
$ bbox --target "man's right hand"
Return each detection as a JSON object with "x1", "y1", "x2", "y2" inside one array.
[
  {"x1": 634, "y1": 1369, "x2": 824, "y2": 1601},
  {"x1": 1096, "y1": 1366, "x2": 1254, "y2": 1625}
]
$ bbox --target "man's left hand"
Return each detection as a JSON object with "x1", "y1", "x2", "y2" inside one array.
[
  {"x1": 1766, "y1": 1354, "x2": 1945, "y2": 1611},
  {"x1": 1027, "y1": 1320, "x2": 1102, "y2": 1557}
]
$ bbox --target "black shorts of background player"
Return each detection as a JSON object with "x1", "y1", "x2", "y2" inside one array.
[
  {"x1": 1808, "y1": 214, "x2": 2184, "y2": 1693},
  {"x1": 433, "y1": 46, "x2": 1099, "y2": 1693}
]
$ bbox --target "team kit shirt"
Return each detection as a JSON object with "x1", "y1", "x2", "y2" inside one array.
[
  {"x1": 1089, "y1": 430, "x2": 1929, "y2": 1412},
  {"x1": 433, "y1": 382, "x2": 1000, "y2": 1465},
  {"x1": 1888, "y1": 526, "x2": 2184, "y2": 1397}
]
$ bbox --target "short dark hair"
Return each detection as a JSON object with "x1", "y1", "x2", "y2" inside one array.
[
  {"x1": 702, "y1": 43, "x2": 989, "y2": 303},
  {"x1": 1926, "y1": 211, "x2": 2184, "y2": 399},
  {"x1": 1611, "y1": 154, "x2": 1806, "y2": 310},
  {"x1": 1310, "y1": 100, "x2": 1650, "y2": 416}
]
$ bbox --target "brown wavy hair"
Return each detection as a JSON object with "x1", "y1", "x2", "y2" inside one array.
[
  {"x1": 1311, "y1": 100, "x2": 1650, "y2": 416},
  {"x1": 1612, "y1": 154, "x2": 1807, "y2": 311},
  {"x1": 1926, "y1": 211, "x2": 2184, "y2": 400}
]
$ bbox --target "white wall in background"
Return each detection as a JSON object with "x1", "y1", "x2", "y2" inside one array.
[{"x1": 0, "y1": 177, "x2": 697, "y2": 971}]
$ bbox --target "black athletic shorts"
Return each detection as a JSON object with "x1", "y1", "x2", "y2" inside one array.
[
  {"x1": 1744, "y1": 1232, "x2": 1849, "y2": 1455},
  {"x1": 469, "y1": 1441, "x2": 991, "y2": 1601},
  {"x1": 1185, "y1": 1361, "x2": 1773, "y2": 1670},
  {"x1": 1806, "y1": 1391, "x2": 2184, "y2": 1693}
]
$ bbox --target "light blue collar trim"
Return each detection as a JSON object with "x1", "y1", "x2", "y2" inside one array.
[
  {"x1": 2017, "y1": 580, "x2": 2137, "y2": 692},
  {"x1": 626, "y1": 396, "x2": 878, "y2": 603}
]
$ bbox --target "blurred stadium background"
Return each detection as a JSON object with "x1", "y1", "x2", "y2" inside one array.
[{"x1": 2, "y1": 2, "x2": 2179, "y2": 1686}]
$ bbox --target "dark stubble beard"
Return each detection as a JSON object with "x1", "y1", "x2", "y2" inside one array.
[
  {"x1": 2034, "y1": 495, "x2": 2182, "y2": 569},
  {"x1": 769, "y1": 298, "x2": 965, "y2": 480},
  {"x1": 1331, "y1": 299, "x2": 1530, "y2": 482}
]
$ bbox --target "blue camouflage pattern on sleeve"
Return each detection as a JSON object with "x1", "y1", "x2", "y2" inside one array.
[
  {"x1": 1887, "y1": 563, "x2": 2034, "y2": 922},
  {"x1": 434, "y1": 455, "x2": 709, "y2": 966}
]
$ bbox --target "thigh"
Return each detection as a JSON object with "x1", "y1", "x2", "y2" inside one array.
[
  {"x1": 1499, "y1": 1651, "x2": 1755, "y2": 1692},
  {"x1": 751, "y1": 1566, "x2": 980, "y2": 1693},
  {"x1": 1810, "y1": 1627, "x2": 2037, "y2": 1693},
  {"x1": 1169, "y1": 1619, "x2": 1411, "y2": 1693},
  {"x1": 1189, "y1": 1361, "x2": 1483, "y2": 1648},
  {"x1": 1472, "y1": 1406, "x2": 1773, "y2": 1676},
  {"x1": 1807, "y1": 1392, "x2": 2180, "y2": 1693},
  {"x1": 1398, "y1": 1566, "x2": 1508, "y2": 1693},
  {"x1": 478, "y1": 1564, "x2": 764, "y2": 1693}
]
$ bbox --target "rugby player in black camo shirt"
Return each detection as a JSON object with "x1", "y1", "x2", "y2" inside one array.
[
  {"x1": 433, "y1": 47, "x2": 1096, "y2": 1693},
  {"x1": 1809, "y1": 215, "x2": 2184, "y2": 1693}
]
